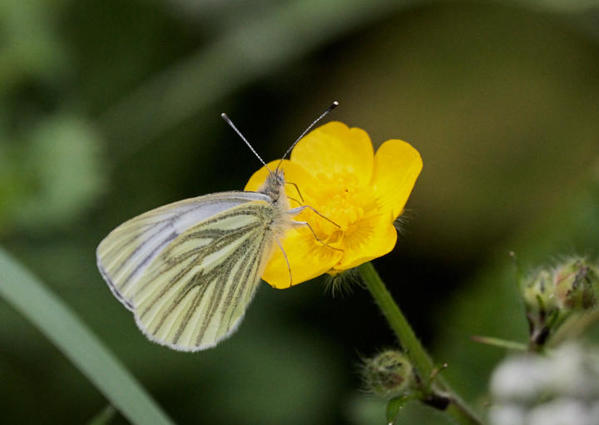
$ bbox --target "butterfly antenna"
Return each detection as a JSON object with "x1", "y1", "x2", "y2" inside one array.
[
  {"x1": 276, "y1": 100, "x2": 339, "y2": 172},
  {"x1": 221, "y1": 113, "x2": 273, "y2": 173}
]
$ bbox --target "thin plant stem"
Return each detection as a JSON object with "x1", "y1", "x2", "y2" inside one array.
[
  {"x1": 471, "y1": 335, "x2": 527, "y2": 351},
  {"x1": 358, "y1": 262, "x2": 483, "y2": 425}
]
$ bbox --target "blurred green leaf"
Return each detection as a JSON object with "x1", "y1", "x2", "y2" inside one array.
[
  {"x1": 23, "y1": 115, "x2": 105, "y2": 226},
  {"x1": 0, "y1": 247, "x2": 174, "y2": 425},
  {"x1": 387, "y1": 395, "x2": 413, "y2": 424},
  {"x1": 0, "y1": 0, "x2": 70, "y2": 92},
  {"x1": 0, "y1": 114, "x2": 106, "y2": 232},
  {"x1": 347, "y1": 393, "x2": 452, "y2": 425},
  {"x1": 86, "y1": 405, "x2": 116, "y2": 425}
]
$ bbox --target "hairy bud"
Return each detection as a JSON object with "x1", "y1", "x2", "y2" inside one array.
[
  {"x1": 554, "y1": 257, "x2": 599, "y2": 311},
  {"x1": 520, "y1": 257, "x2": 599, "y2": 350},
  {"x1": 362, "y1": 350, "x2": 413, "y2": 398}
]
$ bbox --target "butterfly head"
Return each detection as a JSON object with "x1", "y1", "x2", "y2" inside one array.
[{"x1": 260, "y1": 169, "x2": 286, "y2": 202}]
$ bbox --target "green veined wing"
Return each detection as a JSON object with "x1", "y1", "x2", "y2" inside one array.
[
  {"x1": 97, "y1": 191, "x2": 278, "y2": 351},
  {"x1": 97, "y1": 191, "x2": 270, "y2": 308}
]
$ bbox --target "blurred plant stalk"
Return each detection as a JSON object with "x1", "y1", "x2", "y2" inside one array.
[{"x1": 359, "y1": 262, "x2": 483, "y2": 425}]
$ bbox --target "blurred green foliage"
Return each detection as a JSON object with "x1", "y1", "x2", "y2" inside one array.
[
  {"x1": 1, "y1": 115, "x2": 104, "y2": 231},
  {"x1": 2, "y1": 0, "x2": 599, "y2": 424}
]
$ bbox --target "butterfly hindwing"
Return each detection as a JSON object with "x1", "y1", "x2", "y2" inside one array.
[{"x1": 131, "y1": 202, "x2": 276, "y2": 350}]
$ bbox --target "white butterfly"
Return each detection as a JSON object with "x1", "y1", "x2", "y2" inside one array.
[{"x1": 96, "y1": 103, "x2": 338, "y2": 351}]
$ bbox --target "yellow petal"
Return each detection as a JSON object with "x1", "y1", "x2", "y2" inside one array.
[
  {"x1": 333, "y1": 214, "x2": 397, "y2": 271},
  {"x1": 262, "y1": 227, "x2": 343, "y2": 289},
  {"x1": 290, "y1": 122, "x2": 374, "y2": 186},
  {"x1": 372, "y1": 139, "x2": 423, "y2": 219}
]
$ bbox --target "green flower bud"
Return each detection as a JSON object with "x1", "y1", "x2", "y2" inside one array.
[
  {"x1": 521, "y1": 268, "x2": 560, "y2": 349},
  {"x1": 519, "y1": 257, "x2": 599, "y2": 350},
  {"x1": 362, "y1": 350, "x2": 413, "y2": 398},
  {"x1": 554, "y1": 257, "x2": 599, "y2": 311},
  {"x1": 522, "y1": 269, "x2": 557, "y2": 315}
]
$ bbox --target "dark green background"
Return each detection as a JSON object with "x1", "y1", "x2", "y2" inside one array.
[{"x1": 2, "y1": 0, "x2": 599, "y2": 424}]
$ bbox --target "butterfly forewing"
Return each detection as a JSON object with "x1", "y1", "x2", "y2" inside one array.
[
  {"x1": 131, "y1": 202, "x2": 275, "y2": 350},
  {"x1": 97, "y1": 192, "x2": 270, "y2": 309},
  {"x1": 96, "y1": 192, "x2": 277, "y2": 350}
]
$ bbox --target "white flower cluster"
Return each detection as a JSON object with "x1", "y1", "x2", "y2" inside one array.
[{"x1": 489, "y1": 343, "x2": 599, "y2": 425}]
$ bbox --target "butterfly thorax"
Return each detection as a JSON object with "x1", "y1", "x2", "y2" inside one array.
[{"x1": 257, "y1": 169, "x2": 295, "y2": 234}]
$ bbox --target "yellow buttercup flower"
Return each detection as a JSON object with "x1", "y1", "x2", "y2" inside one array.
[{"x1": 245, "y1": 121, "x2": 422, "y2": 289}]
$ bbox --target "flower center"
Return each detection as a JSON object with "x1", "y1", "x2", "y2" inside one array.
[{"x1": 304, "y1": 173, "x2": 377, "y2": 245}]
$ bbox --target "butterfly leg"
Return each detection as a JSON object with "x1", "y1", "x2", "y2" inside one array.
[
  {"x1": 287, "y1": 196, "x2": 303, "y2": 208},
  {"x1": 285, "y1": 181, "x2": 305, "y2": 203},
  {"x1": 292, "y1": 220, "x2": 343, "y2": 252},
  {"x1": 288, "y1": 205, "x2": 341, "y2": 228},
  {"x1": 273, "y1": 236, "x2": 293, "y2": 287}
]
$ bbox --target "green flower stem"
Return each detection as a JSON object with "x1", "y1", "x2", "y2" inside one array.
[
  {"x1": 358, "y1": 262, "x2": 483, "y2": 425},
  {"x1": 358, "y1": 262, "x2": 434, "y2": 383}
]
